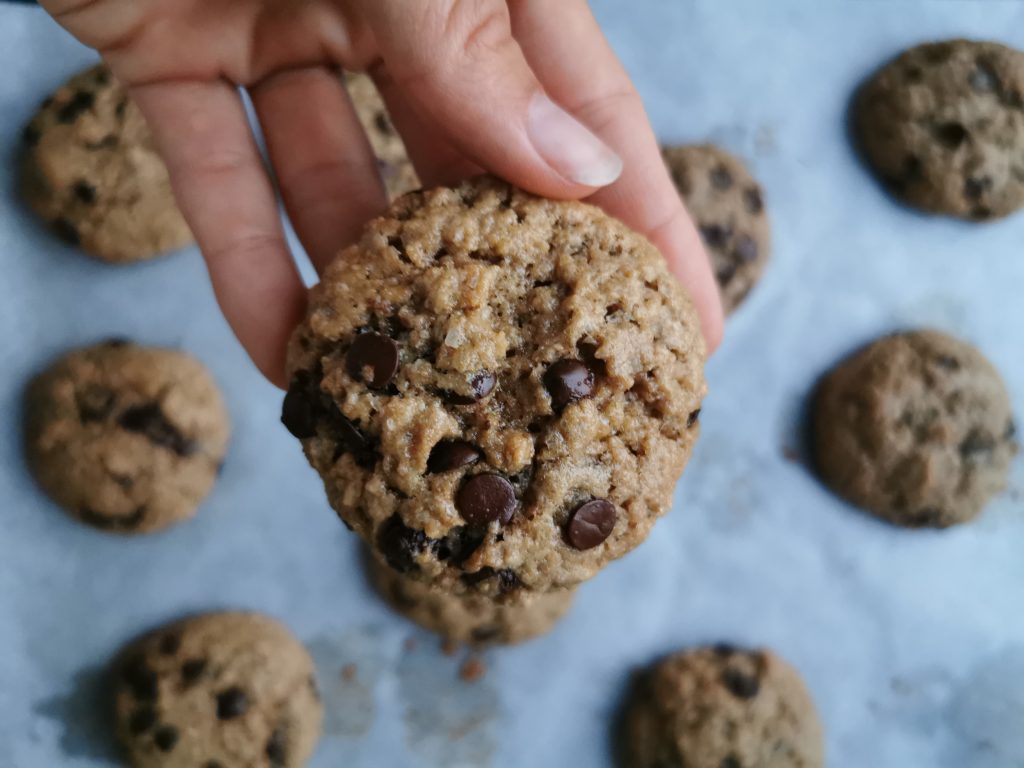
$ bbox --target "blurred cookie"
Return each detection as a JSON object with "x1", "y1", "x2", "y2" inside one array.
[
  {"x1": 25, "y1": 340, "x2": 230, "y2": 533},
  {"x1": 370, "y1": 554, "x2": 573, "y2": 646},
  {"x1": 20, "y1": 64, "x2": 192, "y2": 262},
  {"x1": 855, "y1": 39, "x2": 1024, "y2": 220},
  {"x1": 663, "y1": 144, "x2": 770, "y2": 313},
  {"x1": 813, "y1": 330, "x2": 1017, "y2": 527},
  {"x1": 623, "y1": 646, "x2": 823, "y2": 768},
  {"x1": 345, "y1": 72, "x2": 420, "y2": 198},
  {"x1": 113, "y1": 612, "x2": 321, "y2": 768}
]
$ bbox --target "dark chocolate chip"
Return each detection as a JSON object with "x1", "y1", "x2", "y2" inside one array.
[
  {"x1": 118, "y1": 403, "x2": 197, "y2": 457},
  {"x1": 461, "y1": 566, "x2": 496, "y2": 586},
  {"x1": 377, "y1": 515, "x2": 429, "y2": 573},
  {"x1": 734, "y1": 234, "x2": 759, "y2": 263},
  {"x1": 121, "y1": 658, "x2": 158, "y2": 701},
  {"x1": 72, "y1": 180, "x2": 97, "y2": 204},
  {"x1": 934, "y1": 355, "x2": 960, "y2": 370},
  {"x1": 471, "y1": 626, "x2": 502, "y2": 643},
  {"x1": 699, "y1": 223, "x2": 732, "y2": 248},
  {"x1": 971, "y1": 206, "x2": 993, "y2": 221},
  {"x1": 205, "y1": 762, "x2": 225, "y2": 768},
  {"x1": 215, "y1": 687, "x2": 249, "y2": 720},
  {"x1": 713, "y1": 643, "x2": 737, "y2": 657},
  {"x1": 721, "y1": 667, "x2": 760, "y2": 699},
  {"x1": 79, "y1": 505, "x2": 146, "y2": 531},
  {"x1": 427, "y1": 440, "x2": 481, "y2": 474},
  {"x1": 374, "y1": 111, "x2": 391, "y2": 135},
  {"x1": 456, "y1": 474, "x2": 516, "y2": 526},
  {"x1": 565, "y1": 499, "x2": 617, "y2": 550},
  {"x1": 710, "y1": 165, "x2": 734, "y2": 190},
  {"x1": 497, "y1": 568, "x2": 521, "y2": 593},
  {"x1": 960, "y1": 430, "x2": 995, "y2": 460},
  {"x1": 76, "y1": 386, "x2": 115, "y2": 422},
  {"x1": 743, "y1": 187, "x2": 764, "y2": 214},
  {"x1": 158, "y1": 633, "x2": 181, "y2": 655},
  {"x1": 909, "y1": 508, "x2": 944, "y2": 527},
  {"x1": 153, "y1": 725, "x2": 179, "y2": 752},
  {"x1": 180, "y1": 658, "x2": 207, "y2": 685},
  {"x1": 687, "y1": 409, "x2": 701, "y2": 428},
  {"x1": 266, "y1": 726, "x2": 289, "y2": 767},
  {"x1": 933, "y1": 121, "x2": 968, "y2": 149},
  {"x1": 281, "y1": 372, "x2": 320, "y2": 438},
  {"x1": 445, "y1": 371, "x2": 496, "y2": 405},
  {"x1": 345, "y1": 332, "x2": 399, "y2": 389},
  {"x1": 716, "y1": 263, "x2": 737, "y2": 286},
  {"x1": 970, "y1": 64, "x2": 999, "y2": 92},
  {"x1": 115, "y1": 98, "x2": 128, "y2": 118},
  {"x1": 53, "y1": 218, "x2": 80, "y2": 246},
  {"x1": 433, "y1": 525, "x2": 485, "y2": 566},
  {"x1": 964, "y1": 176, "x2": 992, "y2": 200},
  {"x1": 22, "y1": 124, "x2": 41, "y2": 146},
  {"x1": 94, "y1": 69, "x2": 111, "y2": 85},
  {"x1": 127, "y1": 705, "x2": 157, "y2": 735},
  {"x1": 543, "y1": 359, "x2": 595, "y2": 411},
  {"x1": 57, "y1": 91, "x2": 95, "y2": 123},
  {"x1": 720, "y1": 756, "x2": 742, "y2": 768}
]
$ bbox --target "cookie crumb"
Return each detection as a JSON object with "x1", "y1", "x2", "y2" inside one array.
[
  {"x1": 459, "y1": 656, "x2": 486, "y2": 683},
  {"x1": 403, "y1": 637, "x2": 417, "y2": 652},
  {"x1": 441, "y1": 638, "x2": 460, "y2": 657},
  {"x1": 340, "y1": 664, "x2": 358, "y2": 682}
]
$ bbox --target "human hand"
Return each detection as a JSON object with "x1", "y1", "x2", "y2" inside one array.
[{"x1": 40, "y1": 0, "x2": 724, "y2": 386}]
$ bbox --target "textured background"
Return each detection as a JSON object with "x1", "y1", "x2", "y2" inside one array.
[{"x1": 1, "y1": 1, "x2": 1023, "y2": 766}]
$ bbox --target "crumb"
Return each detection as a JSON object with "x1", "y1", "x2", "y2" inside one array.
[
  {"x1": 459, "y1": 656, "x2": 486, "y2": 683},
  {"x1": 403, "y1": 637, "x2": 417, "y2": 652},
  {"x1": 782, "y1": 445, "x2": 801, "y2": 463},
  {"x1": 341, "y1": 663, "x2": 357, "y2": 682},
  {"x1": 441, "y1": 638, "x2": 460, "y2": 657}
]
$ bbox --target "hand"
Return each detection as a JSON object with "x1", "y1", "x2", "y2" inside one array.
[{"x1": 40, "y1": 0, "x2": 724, "y2": 386}]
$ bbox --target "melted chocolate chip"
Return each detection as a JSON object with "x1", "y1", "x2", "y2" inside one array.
[
  {"x1": 743, "y1": 187, "x2": 764, "y2": 214},
  {"x1": 266, "y1": 725, "x2": 289, "y2": 767},
  {"x1": 216, "y1": 687, "x2": 249, "y2": 720},
  {"x1": 721, "y1": 667, "x2": 760, "y2": 699},
  {"x1": 687, "y1": 409, "x2": 701, "y2": 428},
  {"x1": 734, "y1": 235, "x2": 759, "y2": 263},
  {"x1": 543, "y1": 359, "x2": 595, "y2": 411},
  {"x1": 53, "y1": 218, "x2": 80, "y2": 246},
  {"x1": 72, "y1": 180, "x2": 97, "y2": 204},
  {"x1": 456, "y1": 474, "x2": 516, "y2": 526},
  {"x1": 153, "y1": 725, "x2": 179, "y2": 752},
  {"x1": 710, "y1": 165, "x2": 734, "y2": 190},
  {"x1": 180, "y1": 658, "x2": 207, "y2": 685},
  {"x1": 158, "y1": 633, "x2": 181, "y2": 655},
  {"x1": 699, "y1": 223, "x2": 732, "y2": 248},
  {"x1": 565, "y1": 499, "x2": 617, "y2": 550},
  {"x1": 933, "y1": 121, "x2": 968, "y2": 149},
  {"x1": 377, "y1": 515, "x2": 429, "y2": 573},
  {"x1": 127, "y1": 705, "x2": 157, "y2": 735},
  {"x1": 445, "y1": 371, "x2": 496, "y2": 405},
  {"x1": 433, "y1": 526, "x2": 486, "y2": 566},
  {"x1": 346, "y1": 332, "x2": 400, "y2": 389},
  {"x1": 79, "y1": 505, "x2": 146, "y2": 531},
  {"x1": 57, "y1": 91, "x2": 95, "y2": 123},
  {"x1": 118, "y1": 403, "x2": 196, "y2": 456},
  {"x1": 427, "y1": 440, "x2": 481, "y2": 474},
  {"x1": 121, "y1": 658, "x2": 157, "y2": 700}
]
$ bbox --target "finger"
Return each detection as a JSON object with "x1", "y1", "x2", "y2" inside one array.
[
  {"x1": 251, "y1": 66, "x2": 388, "y2": 273},
  {"x1": 357, "y1": 0, "x2": 622, "y2": 198},
  {"x1": 367, "y1": 64, "x2": 481, "y2": 188},
  {"x1": 130, "y1": 79, "x2": 306, "y2": 387},
  {"x1": 509, "y1": 0, "x2": 724, "y2": 352}
]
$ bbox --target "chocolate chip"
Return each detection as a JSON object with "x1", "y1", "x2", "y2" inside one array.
[
  {"x1": 933, "y1": 121, "x2": 968, "y2": 149},
  {"x1": 374, "y1": 111, "x2": 391, "y2": 135},
  {"x1": 205, "y1": 762, "x2": 225, "y2": 768},
  {"x1": 471, "y1": 626, "x2": 501, "y2": 643},
  {"x1": 720, "y1": 755, "x2": 742, "y2": 768},
  {"x1": 53, "y1": 218, "x2": 80, "y2": 246},
  {"x1": 77, "y1": 386, "x2": 115, "y2": 422},
  {"x1": 127, "y1": 705, "x2": 157, "y2": 735},
  {"x1": 433, "y1": 525, "x2": 485, "y2": 566},
  {"x1": 971, "y1": 206, "x2": 993, "y2": 221},
  {"x1": 456, "y1": 474, "x2": 516, "y2": 526},
  {"x1": 721, "y1": 667, "x2": 760, "y2": 699},
  {"x1": 158, "y1": 633, "x2": 181, "y2": 655},
  {"x1": 377, "y1": 515, "x2": 429, "y2": 573},
  {"x1": 73, "y1": 180, "x2": 97, "y2": 204},
  {"x1": 79, "y1": 505, "x2": 146, "y2": 531},
  {"x1": 970, "y1": 64, "x2": 999, "y2": 92},
  {"x1": 964, "y1": 176, "x2": 992, "y2": 200},
  {"x1": 716, "y1": 263, "x2": 737, "y2": 286},
  {"x1": 216, "y1": 687, "x2": 249, "y2": 720},
  {"x1": 934, "y1": 355, "x2": 960, "y2": 370},
  {"x1": 281, "y1": 371, "x2": 320, "y2": 438},
  {"x1": 734, "y1": 235, "x2": 758, "y2": 263},
  {"x1": 960, "y1": 429, "x2": 995, "y2": 460},
  {"x1": 22, "y1": 124, "x2": 40, "y2": 146},
  {"x1": 909, "y1": 508, "x2": 944, "y2": 527},
  {"x1": 427, "y1": 440, "x2": 481, "y2": 474},
  {"x1": 710, "y1": 165, "x2": 734, "y2": 190},
  {"x1": 743, "y1": 187, "x2": 764, "y2": 214},
  {"x1": 153, "y1": 725, "x2": 179, "y2": 752},
  {"x1": 687, "y1": 409, "x2": 701, "y2": 428},
  {"x1": 266, "y1": 726, "x2": 288, "y2": 767},
  {"x1": 1005, "y1": 420, "x2": 1017, "y2": 441},
  {"x1": 699, "y1": 223, "x2": 732, "y2": 248},
  {"x1": 713, "y1": 643, "x2": 737, "y2": 657},
  {"x1": 346, "y1": 332, "x2": 399, "y2": 389},
  {"x1": 461, "y1": 566, "x2": 495, "y2": 586},
  {"x1": 121, "y1": 658, "x2": 158, "y2": 701},
  {"x1": 118, "y1": 403, "x2": 196, "y2": 457},
  {"x1": 57, "y1": 91, "x2": 95, "y2": 123},
  {"x1": 180, "y1": 658, "x2": 207, "y2": 685},
  {"x1": 445, "y1": 371, "x2": 496, "y2": 405},
  {"x1": 543, "y1": 359, "x2": 595, "y2": 411},
  {"x1": 115, "y1": 98, "x2": 128, "y2": 119},
  {"x1": 565, "y1": 499, "x2": 617, "y2": 550}
]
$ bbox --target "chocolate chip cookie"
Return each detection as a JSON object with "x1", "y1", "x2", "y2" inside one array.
[
  {"x1": 854, "y1": 39, "x2": 1024, "y2": 220},
  {"x1": 25, "y1": 340, "x2": 230, "y2": 533},
  {"x1": 369, "y1": 555, "x2": 573, "y2": 646},
  {"x1": 662, "y1": 144, "x2": 770, "y2": 313},
  {"x1": 345, "y1": 72, "x2": 420, "y2": 199},
  {"x1": 113, "y1": 612, "x2": 322, "y2": 768},
  {"x1": 813, "y1": 330, "x2": 1017, "y2": 528},
  {"x1": 283, "y1": 176, "x2": 706, "y2": 597},
  {"x1": 622, "y1": 646, "x2": 824, "y2": 768},
  {"x1": 20, "y1": 64, "x2": 192, "y2": 262}
]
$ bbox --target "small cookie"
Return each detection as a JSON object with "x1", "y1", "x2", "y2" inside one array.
[
  {"x1": 623, "y1": 646, "x2": 824, "y2": 768},
  {"x1": 369, "y1": 555, "x2": 573, "y2": 646},
  {"x1": 25, "y1": 340, "x2": 230, "y2": 533},
  {"x1": 113, "y1": 612, "x2": 322, "y2": 768},
  {"x1": 21, "y1": 64, "x2": 192, "y2": 262},
  {"x1": 813, "y1": 330, "x2": 1017, "y2": 528},
  {"x1": 663, "y1": 144, "x2": 770, "y2": 313},
  {"x1": 283, "y1": 176, "x2": 706, "y2": 597},
  {"x1": 855, "y1": 39, "x2": 1024, "y2": 220},
  {"x1": 345, "y1": 72, "x2": 420, "y2": 199}
]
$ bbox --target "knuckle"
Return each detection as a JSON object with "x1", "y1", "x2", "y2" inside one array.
[{"x1": 204, "y1": 232, "x2": 284, "y2": 266}]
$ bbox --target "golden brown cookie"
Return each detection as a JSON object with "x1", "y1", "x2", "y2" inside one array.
[
  {"x1": 20, "y1": 64, "x2": 192, "y2": 262},
  {"x1": 623, "y1": 646, "x2": 824, "y2": 768},
  {"x1": 25, "y1": 340, "x2": 230, "y2": 533},
  {"x1": 282, "y1": 176, "x2": 706, "y2": 597},
  {"x1": 813, "y1": 330, "x2": 1017, "y2": 528},
  {"x1": 112, "y1": 612, "x2": 321, "y2": 768},
  {"x1": 345, "y1": 72, "x2": 420, "y2": 199}
]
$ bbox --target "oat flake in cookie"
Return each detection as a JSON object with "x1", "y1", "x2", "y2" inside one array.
[
  {"x1": 623, "y1": 646, "x2": 824, "y2": 768},
  {"x1": 345, "y1": 72, "x2": 420, "y2": 199},
  {"x1": 113, "y1": 612, "x2": 322, "y2": 768},
  {"x1": 283, "y1": 176, "x2": 706, "y2": 597},
  {"x1": 20, "y1": 64, "x2": 192, "y2": 262},
  {"x1": 25, "y1": 340, "x2": 230, "y2": 534},
  {"x1": 813, "y1": 330, "x2": 1017, "y2": 528},
  {"x1": 855, "y1": 39, "x2": 1024, "y2": 220},
  {"x1": 662, "y1": 144, "x2": 770, "y2": 313}
]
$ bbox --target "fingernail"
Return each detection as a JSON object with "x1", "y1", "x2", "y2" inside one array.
[{"x1": 527, "y1": 92, "x2": 623, "y2": 187}]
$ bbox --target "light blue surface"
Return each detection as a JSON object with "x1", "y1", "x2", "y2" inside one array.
[{"x1": 2, "y1": 2, "x2": 1024, "y2": 767}]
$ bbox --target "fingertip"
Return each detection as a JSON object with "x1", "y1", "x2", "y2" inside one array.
[{"x1": 525, "y1": 92, "x2": 623, "y2": 189}]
